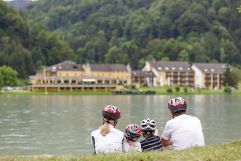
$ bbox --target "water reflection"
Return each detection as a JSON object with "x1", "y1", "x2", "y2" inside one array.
[{"x1": 0, "y1": 95, "x2": 240, "y2": 155}]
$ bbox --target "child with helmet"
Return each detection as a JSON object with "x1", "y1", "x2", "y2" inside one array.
[
  {"x1": 140, "y1": 118, "x2": 162, "y2": 151},
  {"x1": 161, "y1": 97, "x2": 205, "y2": 150},
  {"x1": 123, "y1": 124, "x2": 142, "y2": 152},
  {"x1": 91, "y1": 105, "x2": 124, "y2": 154}
]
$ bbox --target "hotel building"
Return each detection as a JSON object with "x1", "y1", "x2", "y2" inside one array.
[
  {"x1": 143, "y1": 61, "x2": 195, "y2": 87},
  {"x1": 192, "y1": 63, "x2": 226, "y2": 89}
]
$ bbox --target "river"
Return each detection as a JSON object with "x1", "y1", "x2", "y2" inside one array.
[{"x1": 0, "y1": 95, "x2": 240, "y2": 155}]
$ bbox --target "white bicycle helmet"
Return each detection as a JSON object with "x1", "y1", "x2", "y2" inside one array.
[{"x1": 140, "y1": 118, "x2": 156, "y2": 131}]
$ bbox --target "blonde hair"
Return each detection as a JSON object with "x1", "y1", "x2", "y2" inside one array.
[{"x1": 100, "y1": 122, "x2": 110, "y2": 136}]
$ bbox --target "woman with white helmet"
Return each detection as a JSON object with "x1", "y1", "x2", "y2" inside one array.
[
  {"x1": 91, "y1": 105, "x2": 124, "y2": 154},
  {"x1": 140, "y1": 118, "x2": 162, "y2": 151}
]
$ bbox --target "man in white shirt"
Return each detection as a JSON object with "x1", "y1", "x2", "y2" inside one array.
[{"x1": 161, "y1": 97, "x2": 205, "y2": 150}]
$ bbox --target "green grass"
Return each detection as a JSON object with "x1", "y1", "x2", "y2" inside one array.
[
  {"x1": 2, "y1": 140, "x2": 241, "y2": 161},
  {"x1": 141, "y1": 86, "x2": 241, "y2": 95}
]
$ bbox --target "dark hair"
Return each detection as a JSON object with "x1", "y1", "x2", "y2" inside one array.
[{"x1": 173, "y1": 110, "x2": 186, "y2": 116}]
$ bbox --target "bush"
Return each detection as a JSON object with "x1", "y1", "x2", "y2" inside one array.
[
  {"x1": 123, "y1": 84, "x2": 136, "y2": 89},
  {"x1": 175, "y1": 86, "x2": 180, "y2": 92},
  {"x1": 223, "y1": 86, "x2": 232, "y2": 94},
  {"x1": 166, "y1": 87, "x2": 173, "y2": 93},
  {"x1": 184, "y1": 87, "x2": 188, "y2": 93}
]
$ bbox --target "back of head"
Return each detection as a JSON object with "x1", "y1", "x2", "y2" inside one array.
[
  {"x1": 100, "y1": 105, "x2": 121, "y2": 136},
  {"x1": 168, "y1": 97, "x2": 187, "y2": 115},
  {"x1": 124, "y1": 124, "x2": 142, "y2": 142},
  {"x1": 102, "y1": 105, "x2": 121, "y2": 120},
  {"x1": 140, "y1": 118, "x2": 156, "y2": 137}
]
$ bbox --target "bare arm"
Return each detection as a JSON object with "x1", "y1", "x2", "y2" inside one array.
[{"x1": 161, "y1": 138, "x2": 172, "y2": 147}]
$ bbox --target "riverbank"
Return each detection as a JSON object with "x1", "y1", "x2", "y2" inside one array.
[
  {"x1": 1, "y1": 85, "x2": 241, "y2": 95},
  {"x1": 3, "y1": 140, "x2": 241, "y2": 161},
  {"x1": 1, "y1": 90, "x2": 241, "y2": 95}
]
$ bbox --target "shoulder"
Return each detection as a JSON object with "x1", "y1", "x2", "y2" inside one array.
[
  {"x1": 141, "y1": 135, "x2": 160, "y2": 143},
  {"x1": 153, "y1": 135, "x2": 161, "y2": 140},
  {"x1": 111, "y1": 127, "x2": 124, "y2": 136},
  {"x1": 188, "y1": 115, "x2": 201, "y2": 122},
  {"x1": 91, "y1": 129, "x2": 100, "y2": 136},
  {"x1": 164, "y1": 118, "x2": 175, "y2": 127}
]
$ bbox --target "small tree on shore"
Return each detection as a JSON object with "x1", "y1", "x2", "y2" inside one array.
[
  {"x1": 0, "y1": 66, "x2": 18, "y2": 87},
  {"x1": 223, "y1": 66, "x2": 241, "y2": 89}
]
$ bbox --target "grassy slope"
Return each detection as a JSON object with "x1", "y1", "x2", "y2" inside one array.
[{"x1": 3, "y1": 140, "x2": 241, "y2": 161}]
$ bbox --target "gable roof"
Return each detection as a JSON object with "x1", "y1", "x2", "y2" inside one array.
[
  {"x1": 132, "y1": 71, "x2": 155, "y2": 77},
  {"x1": 45, "y1": 60, "x2": 83, "y2": 72},
  {"x1": 192, "y1": 63, "x2": 226, "y2": 74},
  {"x1": 89, "y1": 64, "x2": 127, "y2": 72},
  {"x1": 149, "y1": 61, "x2": 192, "y2": 72}
]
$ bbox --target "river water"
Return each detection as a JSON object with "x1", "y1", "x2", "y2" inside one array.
[{"x1": 0, "y1": 95, "x2": 240, "y2": 155}]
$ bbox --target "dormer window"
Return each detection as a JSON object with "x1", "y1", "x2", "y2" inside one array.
[
  {"x1": 172, "y1": 67, "x2": 175, "y2": 70},
  {"x1": 179, "y1": 67, "x2": 183, "y2": 70},
  {"x1": 204, "y1": 69, "x2": 208, "y2": 72},
  {"x1": 52, "y1": 66, "x2": 56, "y2": 72},
  {"x1": 211, "y1": 69, "x2": 214, "y2": 72},
  {"x1": 165, "y1": 67, "x2": 169, "y2": 70},
  {"x1": 158, "y1": 67, "x2": 162, "y2": 70}
]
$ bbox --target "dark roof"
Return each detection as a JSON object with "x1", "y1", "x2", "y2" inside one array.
[
  {"x1": 89, "y1": 64, "x2": 127, "y2": 71},
  {"x1": 132, "y1": 71, "x2": 155, "y2": 77},
  {"x1": 45, "y1": 60, "x2": 84, "y2": 72},
  {"x1": 150, "y1": 61, "x2": 193, "y2": 72},
  {"x1": 193, "y1": 63, "x2": 226, "y2": 73}
]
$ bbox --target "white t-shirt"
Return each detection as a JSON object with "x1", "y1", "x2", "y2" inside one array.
[
  {"x1": 162, "y1": 114, "x2": 205, "y2": 150},
  {"x1": 91, "y1": 124, "x2": 124, "y2": 153},
  {"x1": 123, "y1": 142, "x2": 142, "y2": 152}
]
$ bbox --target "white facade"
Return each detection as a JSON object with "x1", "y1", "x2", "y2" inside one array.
[{"x1": 191, "y1": 65, "x2": 203, "y2": 88}]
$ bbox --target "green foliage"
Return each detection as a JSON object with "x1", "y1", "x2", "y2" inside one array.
[
  {"x1": 184, "y1": 87, "x2": 188, "y2": 93},
  {"x1": 175, "y1": 86, "x2": 180, "y2": 92},
  {"x1": 223, "y1": 67, "x2": 241, "y2": 89},
  {"x1": 223, "y1": 86, "x2": 232, "y2": 94},
  {"x1": 25, "y1": 0, "x2": 241, "y2": 68},
  {"x1": 0, "y1": 1, "x2": 75, "y2": 77},
  {"x1": 124, "y1": 84, "x2": 136, "y2": 89},
  {"x1": 166, "y1": 87, "x2": 173, "y2": 93},
  {"x1": 0, "y1": 66, "x2": 18, "y2": 87}
]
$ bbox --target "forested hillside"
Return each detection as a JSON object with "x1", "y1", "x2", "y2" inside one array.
[
  {"x1": 26, "y1": 0, "x2": 241, "y2": 68},
  {"x1": 0, "y1": 0, "x2": 75, "y2": 77}
]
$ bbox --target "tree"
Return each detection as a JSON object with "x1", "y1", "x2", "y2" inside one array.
[
  {"x1": 223, "y1": 66, "x2": 241, "y2": 89},
  {"x1": 0, "y1": 66, "x2": 18, "y2": 87}
]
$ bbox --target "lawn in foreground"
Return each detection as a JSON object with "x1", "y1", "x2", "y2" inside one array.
[{"x1": 3, "y1": 140, "x2": 241, "y2": 161}]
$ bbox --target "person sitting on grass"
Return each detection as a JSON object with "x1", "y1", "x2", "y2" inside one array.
[
  {"x1": 91, "y1": 105, "x2": 124, "y2": 154},
  {"x1": 161, "y1": 97, "x2": 205, "y2": 150},
  {"x1": 123, "y1": 124, "x2": 142, "y2": 152},
  {"x1": 140, "y1": 118, "x2": 162, "y2": 151}
]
